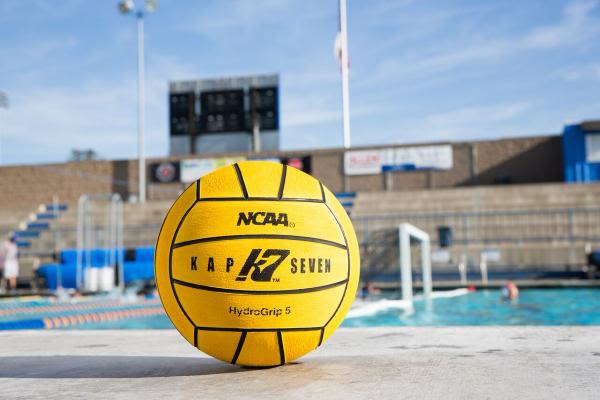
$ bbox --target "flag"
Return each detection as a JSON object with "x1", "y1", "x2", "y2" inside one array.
[
  {"x1": 334, "y1": 31, "x2": 342, "y2": 66},
  {"x1": 334, "y1": 2, "x2": 349, "y2": 69}
]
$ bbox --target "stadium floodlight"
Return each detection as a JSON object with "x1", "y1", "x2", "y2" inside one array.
[
  {"x1": 145, "y1": 0, "x2": 157, "y2": 13},
  {"x1": 118, "y1": 0, "x2": 135, "y2": 14},
  {"x1": 117, "y1": 0, "x2": 157, "y2": 203}
]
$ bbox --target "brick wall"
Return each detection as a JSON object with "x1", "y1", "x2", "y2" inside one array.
[
  {"x1": 0, "y1": 135, "x2": 563, "y2": 209},
  {"x1": 0, "y1": 161, "x2": 122, "y2": 208}
]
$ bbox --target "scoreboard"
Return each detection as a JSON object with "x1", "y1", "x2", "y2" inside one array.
[
  {"x1": 169, "y1": 74, "x2": 279, "y2": 155},
  {"x1": 200, "y1": 89, "x2": 245, "y2": 132},
  {"x1": 169, "y1": 92, "x2": 195, "y2": 136}
]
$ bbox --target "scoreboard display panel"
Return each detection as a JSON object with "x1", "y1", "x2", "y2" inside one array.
[
  {"x1": 250, "y1": 87, "x2": 277, "y2": 110},
  {"x1": 199, "y1": 90, "x2": 245, "y2": 133},
  {"x1": 249, "y1": 86, "x2": 278, "y2": 130},
  {"x1": 201, "y1": 112, "x2": 245, "y2": 133},
  {"x1": 169, "y1": 74, "x2": 279, "y2": 154},
  {"x1": 169, "y1": 92, "x2": 195, "y2": 136},
  {"x1": 247, "y1": 110, "x2": 277, "y2": 130},
  {"x1": 200, "y1": 90, "x2": 244, "y2": 114}
]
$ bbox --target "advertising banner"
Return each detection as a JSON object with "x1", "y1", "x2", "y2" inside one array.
[
  {"x1": 180, "y1": 157, "x2": 246, "y2": 183},
  {"x1": 345, "y1": 145, "x2": 453, "y2": 175},
  {"x1": 381, "y1": 145, "x2": 453, "y2": 171},
  {"x1": 344, "y1": 150, "x2": 381, "y2": 175},
  {"x1": 247, "y1": 155, "x2": 312, "y2": 174}
]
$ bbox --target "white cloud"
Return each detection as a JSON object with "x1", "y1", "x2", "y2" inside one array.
[
  {"x1": 0, "y1": 0, "x2": 82, "y2": 21},
  {"x1": 0, "y1": 50, "x2": 199, "y2": 165},
  {"x1": 182, "y1": 0, "x2": 295, "y2": 38},
  {"x1": 525, "y1": 0, "x2": 599, "y2": 48},
  {"x1": 375, "y1": 101, "x2": 533, "y2": 144},
  {"x1": 0, "y1": 36, "x2": 79, "y2": 77},
  {"x1": 364, "y1": 0, "x2": 600, "y2": 86},
  {"x1": 557, "y1": 63, "x2": 600, "y2": 81},
  {"x1": 425, "y1": 101, "x2": 531, "y2": 129}
]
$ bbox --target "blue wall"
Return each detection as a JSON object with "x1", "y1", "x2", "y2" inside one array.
[{"x1": 563, "y1": 124, "x2": 600, "y2": 183}]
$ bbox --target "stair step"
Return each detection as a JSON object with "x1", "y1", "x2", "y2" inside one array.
[
  {"x1": 36, "y1": 213, "x2": 58, "y2": 220},
  {"x1": 27, "y1": 222, "x2": 49, "y2": 230},
  {"x1": 16, "y1": 230, "x2": 40, "y2": 238},
  {"x1": 45, "y1": 204, "x2": 68, "y2": 212}
]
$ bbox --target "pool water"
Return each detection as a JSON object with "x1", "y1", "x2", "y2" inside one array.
[
  {"x1": 1, "y1": 288, "x2": 599, "y2": 329},
  {"x1": 342, "y1": 288, "x2": 600, "y2": 327}
]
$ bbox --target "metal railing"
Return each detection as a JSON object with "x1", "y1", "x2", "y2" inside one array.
[
  {"x1": 76, "y1": 194, "x2": 124, "y2": 292},
  {"x1": 20, "y1": 207, "x2": 600, "y2": 269},
  {"x1": 352, "y1": 207, "x2": 600, "y2": 246}
]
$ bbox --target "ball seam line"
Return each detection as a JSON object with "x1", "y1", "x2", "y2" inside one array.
[
  {"x1": 167, "y1": 180, "x2": 201, "y2": 334},
  {"x1": 197, "y1": 326, "x2": 322, "y2": 332},
  {"x1": 196, "y1": 197, "x2": 324, "y2": 203},
  {"x1": 171, "y1": 278, "x2": 348, "y2": 295},
  {"x1": 277, "y1": 331, "x2": 285, "y2": 365},
  {"x1": 155, "y1": 181, "x2": 198, "y2": 337},
  {"x1": 231, "y1": 330, "x2": 247, "y2": 365},
  {"x1": 233, "y1": 163, "x2": 249, "y2": 199},
  {"x1": 172, "y1": 234, "x2": 347, "y2": 250},
  {"x1": 319, "y1": 182, "x2": 351, "y2": 345},
  {"x1": 277, "y1": 164, "x2": 287, "y2": 200}
]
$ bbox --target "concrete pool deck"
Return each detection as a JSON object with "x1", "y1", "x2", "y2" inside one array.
[{"x1": 0, "y1": 327, "x2": 598, "y2": 399}]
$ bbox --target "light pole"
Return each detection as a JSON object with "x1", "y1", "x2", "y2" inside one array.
[
  {"x1": 338, "y1": 0, "x2": 351, "y2": 149},
  {"x1": 118, "y1": 0, "x2": 156, "y2": 203}
]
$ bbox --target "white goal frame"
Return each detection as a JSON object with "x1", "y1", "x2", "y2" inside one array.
[{"x1": 398, "y1": 223, "x2": 433, "y2": 305}]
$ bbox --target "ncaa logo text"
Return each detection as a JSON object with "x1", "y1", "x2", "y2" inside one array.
[{"x1": 237, "y1": 212, "x2": 289, "y2": 227}]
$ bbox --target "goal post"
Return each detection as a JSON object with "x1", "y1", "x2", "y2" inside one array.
[{"x1": 398, "y1": 223, "x2": 432, "y2": 305}]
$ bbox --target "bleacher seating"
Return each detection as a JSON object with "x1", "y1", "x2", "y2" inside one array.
[
  {"x1": 16, "y1": 181, "x2": 600, "y2": 288},
  {"x1": 352, "y1": 182, "x2": 600, "y2": 278},
  {"x1": 351, "y1": 182, "x2": 600, "y2": 215}
]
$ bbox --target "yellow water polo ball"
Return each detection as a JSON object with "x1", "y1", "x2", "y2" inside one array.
[{"x1": 155, "y1": 161, "x2": 360, "y2": 367}]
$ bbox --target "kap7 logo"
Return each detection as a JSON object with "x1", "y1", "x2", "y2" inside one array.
[{"x1": 236, "y1": 249, "x2": 290, "y2": 282}]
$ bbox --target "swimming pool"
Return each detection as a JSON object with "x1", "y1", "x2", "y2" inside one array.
[
  {"x1": 1, "y1": 288, "x2": 599, "y2": 329},
  {"x1": 0, "y1": 296, "x2": 167, "y2": 330},
  {"x1": 343, "y1": 288, "x2": 600, "y2": 327}
]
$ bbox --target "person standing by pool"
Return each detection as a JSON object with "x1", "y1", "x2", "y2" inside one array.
[{"x1": 0, "y1": 234, "x2": 19, "y2": 292}]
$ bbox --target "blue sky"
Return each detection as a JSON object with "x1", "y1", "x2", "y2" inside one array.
[{"x1": 1, "y1": 0, "x2": 599, "y2": 165}]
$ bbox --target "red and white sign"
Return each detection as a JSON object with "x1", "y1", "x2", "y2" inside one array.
[
  {"x1": 344, "y1": 150, "x2": 381, "y2": 175},
  {"x1": 345, "y1": 145, "x2": 453, "y2": 175}
]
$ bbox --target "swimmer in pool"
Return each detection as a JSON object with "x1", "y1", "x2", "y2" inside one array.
[
  {"x1": 359, "y1": 281, "x2": 381, "y2": 299},
  {"x1": 502, "y1": 281, "x2": 519, "y2": 300}
]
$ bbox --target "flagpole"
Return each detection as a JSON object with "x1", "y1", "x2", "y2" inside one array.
[
  {"x1": 339, "y1": 0, "x2": 351, "y2": 149},
  {"x1": 0, "y1": 91, "x2": 8, "y2": 165}
]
